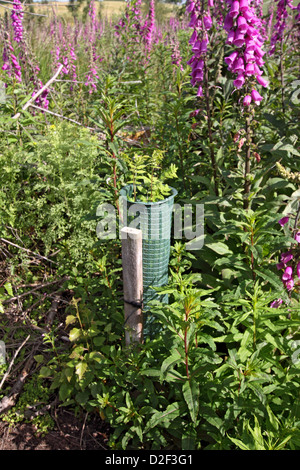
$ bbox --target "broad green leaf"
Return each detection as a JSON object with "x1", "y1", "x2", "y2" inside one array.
[
  {"x1": 160, "y1": 350, "x2": 182, "y2": 379},
  {"x1": 248, "y1": 417, "x2": 265, "y2": 450},
  {"x1": 39, "y1": 366, "x2": 52, "y2": 378},
  {"x1": 66, "y1": 315, "x2": 77, "y2": 326},
  {"x1": 274, "y1": 435, "x2": 293, "y2": 450},
  {"x1": 34, "y1": 355, "x2": 44, "y2": 364},
  {"x1": 75, "y1": 390, "x2": 90, "y2": 406},
  {"x1": 264, "y1": 332, "x2": 284, "y2": 352},
  {"x1": 206, "y1": 242, "x2": 233, "y2": 255},
  {"x1": 140, "y1": 368, "x2": 161, "y2": 377},
  {"x1": 255, "y1": 269, "x2": 283, "y2": 290},
  {"x1": 266, "y1": 404, "x2": 279, "y2": 432},
  {"x1": 69, "y1": 327, "x2": 82, "y2": 342},
  {"x1": 4, "y1": 283, "x2": 13, "y2": 297},
  {"x1": 275, "y1": 144, "x2": 300, "y2": 156},
  {"x1": 144, "y1": 402, "x2": 183, "y2": 432},
  {"x1": 75, "y1": 361, "x2": 87, "y2": 380},
  {"x1": 59, "y1": 382, "x2": 73, "y2": 402},
  {"x1": 228, "y1": 436, "x2": 251, "y2": 450},
  {"x1": 182, "y1": 379, "x2": 200, "y2": 424},
  {"x1": 181, "y1": 425, "x2": 197, "y2": 450}
]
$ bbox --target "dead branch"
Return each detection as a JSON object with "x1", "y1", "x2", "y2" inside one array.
[
  {"x1": 0, "y1": 237, "x2": 58, "y2": 266},
  {"x1": 12, "y1": 64, "x2": 63, "y2": 120},
  {"x1": 23, "y1": 397, "x2": 59, "y2": 420},
  {"x1": 0, "y1": 350, "x2": 36, "y2": 414},
  {"x1": 3, "y1": 277, "x2": 69, "y2": 305},
  {"x1": 29, "y1": 104, "x2": 97, "y2": 132},
  {"x1": 28, "y1": 104, "x2": 106, "y2": 138},
  {"x1": 0, "y1": 335, "x2": 30, "y2": 391},
  {"x1": 46, "y1": 295, "x2": 60, "y2": 330}
]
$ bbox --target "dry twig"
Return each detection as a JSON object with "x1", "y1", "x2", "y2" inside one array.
[
  {"x1": 3, "y1": 277, "x2": 69, "y2": 305},
  {"x1": 12, "y1": 64, "x2": 63, "y2": 120},
  {"x1": 0, "y1": 335, "x2": 30, "y2": 391},
  {"x1": 0, "y1": 237, "x2": 58, "y2": 266},
  {"x1": 0, "y1": 345, "x2": 36, "y2": 414}
]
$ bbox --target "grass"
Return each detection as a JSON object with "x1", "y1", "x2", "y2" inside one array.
[{"x1": 27, "y1": 1, "x2": 177, "y2": 22}]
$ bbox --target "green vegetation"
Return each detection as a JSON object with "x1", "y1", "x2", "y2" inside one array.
[{"x1": 0, "y1": 0, "x2": 299, "y2": 450}]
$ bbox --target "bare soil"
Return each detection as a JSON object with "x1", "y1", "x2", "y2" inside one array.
[{"x1": 0, "y1": 408, "x2": 110, "y2": 450}]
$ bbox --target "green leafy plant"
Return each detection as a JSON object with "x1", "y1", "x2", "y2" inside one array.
[
  {"x1": 1, "y1": 373, "x2": 55, "y2": 436},
  {"x1": 0, "y1": 1, "x2": 299, "y2": 452},
  {"x1": 123, "y1": 149, "x2": 177, "y2": 202}
]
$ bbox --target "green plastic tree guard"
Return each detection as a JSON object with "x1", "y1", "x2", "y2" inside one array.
[{"x1": 120, "y1": 184, "x2": 177, "y2": 336}]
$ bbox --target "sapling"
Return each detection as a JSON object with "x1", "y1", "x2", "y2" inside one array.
[{"x1": 123, "y1": 150, "x2": 177, "y2": 202}]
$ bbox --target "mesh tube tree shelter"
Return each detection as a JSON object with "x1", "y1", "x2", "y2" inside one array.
[{"x1": 120, "y1": 184, "x2": 177, "y2": 336}]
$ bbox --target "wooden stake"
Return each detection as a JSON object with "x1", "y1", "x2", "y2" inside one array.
[{"x1": 121, "y1": 227, "x2": 143, "y2": 346}]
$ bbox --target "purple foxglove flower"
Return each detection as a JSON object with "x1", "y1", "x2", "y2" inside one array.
[
  {"x1": 295, "y1": 232, "x2": 300, "y2": 243},
  {"x1": 232, "y1": 57, "x2": 245, "y2": 73},
  {"x1": 197, "y1": 85, "x2": 203, "y2": 97},
  {"x1": 245, "y1": 63, "x2": 255, "y2": 76},
  {"x1": 285, "y1": 278, "x2": 294, "y2": 291},
  {"x1": 247, "y1": 25, "x2": 259, "y2": 37},
  {"x1": 187, "y1": 1, "x2": 195, "y2": 13},
  {"x1": 189, "y1": 30, "x2": 198, "y2": 44},
  {"x1": 203, "y1": 15, "x2": 212, "y2": 29},
  {"x1": 233, "y1": 31, "x2": 245, "y2": 47},
  {"x1": 194, "y1": 59, "x2": 204, "y2": 70},
  {"x1": 244, "y1": 51, "x2": 255, "y2": 62},
  {"x1": 89, "y1": 0, "x2": 96, "y2": 23},
  {"x1": 245, "y1": 38, "x2": 256, "y2": 51},
  {"x1": 233, "y1": 74, "x2": 245, "y2": 88},
  {"x1": 254, "y1": 64, "x2": 263, "y2": 76},
  {"x1": 225, "y1": 51, "x2": 239, "y2": 67},
  {"x1": 192, "y1": 40, "x2": 201, "y2": 52},
  {"x1": 297, "y1": 262, "x2": 300, "y2": 279},
  {"x1": 145, "y1": 0, "x2": 155, "y2": 51},
  {"x1": 224, "y1": 13, "x2": 234, "y2": 31},
  {"x1": 255, "y1": 56, "x2": 265, "y2": 67},
  {"x1": 239, "y1": 0, "x2": 249, "y2": 12},
  {"x1": 11, "y1": 0, "x2": 24, "y2": 43},
  {"x1": 270, "y1": 298, "x2": 283, "y2": 308},
  {"x1": 188, "y1": 13, "x2": 197, "y2": 28},
  {"x1": 200, "y1": 39, "x2": 208, "y2": 53},
  {"x1": 187, "y1": 56, "x2": 196, "y2": 66},
  {"x1": 254, "y1": 45, "x2": 265, "y2": 58},
  {"x1": 270, "y1": 0, "x2": 294, "y2": 55},
  {"x1": 229, "y1": 1, "x2": 240, "y2": 18},
  {"x1": 237, "y1": 16, "x2": 248, "y2": 33},
  {"x1": 226, "y1": 30, "x2": 235, "y2": 44},
  {"x1": 278, "y1": 216, "x2": 289, "y2": 226},
  {"x1": 276, "y1": 261, "x2": 285, "y2": 270},
  {"x1": 282, "y1": 266, "x2": 293, "y2": 280},
  {"x1": 193, "y1": 70, "x2": 204, "y2": 81},
  {"x1": 251, "y1": 89, "x2": 263, "y2": 103},
  {"x1": 243, "y1": 95, "x2": 252, "y2": 106},
  {"x1": 281, "y1": 252, "x2": 293, "y2": 265},
  {"x1": 190, "y1": 109, "x2": 200, "y2": 117},
  {"x1": 187, "y1": 0, "x2": 212, "y2": 98},
  {"x1": 243, "y1": 8, "x2": 254, "y2": 21}
]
